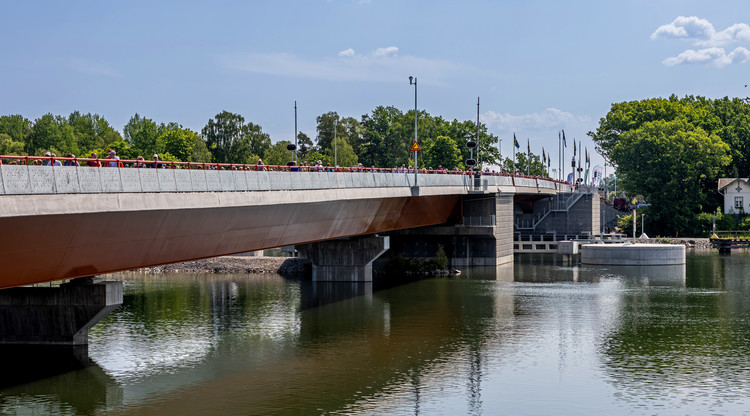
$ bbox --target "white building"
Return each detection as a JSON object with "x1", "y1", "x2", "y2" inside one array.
[{"x1": 718, "y1": 178, "x2": 750, "y2": 214}]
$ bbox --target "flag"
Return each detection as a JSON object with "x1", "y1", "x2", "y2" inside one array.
[
  {"x1": 573, "y1": 140, "x2": 577, "y2": 156},
  {"x1": 527, "y1": 138, "x2": 530, "y2": 154},
  {"x1": 514, "y1": 133, "x2": 519, "y2": 149},
  {"x1": 562, "y1": 130, "x2": 567, "y2": 148},
  {"x1": 585, "y1": 148, "x2": 589, "y2": 165},
  {"x1": 542, "y1": 148, "x2": 546, "y2": 162},
  {"x1": 548, "y1": 155, "x2": 551, "y2": 167}
]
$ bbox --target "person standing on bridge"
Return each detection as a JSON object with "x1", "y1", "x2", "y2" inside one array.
[
  {"x1": 152, "y1": 154, "x2": 163, "y2": 169},
  {"x1": 256, "y1": 159, "x2": 265, "y2": 171},
  {"x1": 104, "y1": 149, "x2": 121, "y2": 167},
  {"x1": 44, "y1": 152, "x2": 62, "y2": 166},
  {"x1": 63, "y1": 154, "x2": 79, "y2": 166},
  {"x1": 86, "y1": 152, "x2": 100, "y2": 167}
]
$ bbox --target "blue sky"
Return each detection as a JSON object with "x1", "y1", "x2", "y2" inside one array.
[{"x1": 2, "y1": 0, "x2": 749, "y2": 173}]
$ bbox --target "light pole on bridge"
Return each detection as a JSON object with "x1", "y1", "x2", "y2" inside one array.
[{"x1": 409, "y1": 76, "x2": 418, "y2": 186}]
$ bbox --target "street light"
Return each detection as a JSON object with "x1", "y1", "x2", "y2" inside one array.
[
  {"x1": 409, "y1": 76, "x2": 418, "y2": 186},
  {"x1": 334, "y1": 118, "x2": 337, "y2": 166}
]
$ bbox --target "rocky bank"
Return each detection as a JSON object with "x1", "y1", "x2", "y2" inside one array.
[{"x1": 138, "y1": 256, "x2": 311, "y2": 274}]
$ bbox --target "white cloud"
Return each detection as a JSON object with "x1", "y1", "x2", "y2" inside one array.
[
  {"x1": 651, "y1": 16, "x2": 715, "y2": 43},
  {"x1": 220, "y1": 47, "x2": 465, "y2": 84},
  {"x1": 482, "y1": 107, "x2": 585, "y2": 132},
  {"x1": 372, "y1": 46, "x2": 398, "y2": 58},
  {"x1": 67, "y1": 58, "x2": 121, "y2": 77},
  {"x1": 663, "y1": 46, "x2": 750, "y2": 68},
  {"x1": 653, "y1": 16, "x2": 750, "y2": 67}
]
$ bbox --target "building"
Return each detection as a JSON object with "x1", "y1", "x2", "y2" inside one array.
[{"x1": 718, "y1": 178, "x2": 750, "y2": 214}]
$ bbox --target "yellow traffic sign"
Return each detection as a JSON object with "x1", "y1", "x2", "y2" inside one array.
[{"x1": 410, "y1": 141, "x2": 421, "y2": 152}]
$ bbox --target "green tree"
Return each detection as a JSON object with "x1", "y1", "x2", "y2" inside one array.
[
  {"x1": 499, "y1": 152, "x2": 547, "y2": 176},
  {"x1": 160, "y1": 127, "x2": 198, "y2": 161},
  {"x1": 202, "y1": 111, "x2": 270, "y2": 163},
  {"x1": 610, "y1": 119, "x2": 730, "y2": 235},
  {"x1": 323, "y1": 135, "x2": 358, "y2": 167},
  {"x1": 26, "y1": 114, "x2": 78, "y2": 155},
  {"x1": 68, "y1": 111, "x2": 122, "y2": 153},
  {"x1": 0, "y1": 115, "x2": 32, "y2": 143},
  {"x1": 297, "y1": 131, "x2": 314, "y2": 161},
  {"x1": 361, "y1": 106, "x2": 407, "y2": 168},
  {"x1": 123, "y1": 114, "x2": 162, "y2": 156},
  {"x1": 0, "y1": 133, "x2": 25, "y2": 155},
  {"x1": 264, "y1": 140, "x2": 293, "y2": 166},
  {"x1": 426, "y1": 135, "x2": 463, "y2": 170}
]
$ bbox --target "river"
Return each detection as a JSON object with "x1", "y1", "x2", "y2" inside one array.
[{"x1": 1, "y1": 252, "x2": 750, "y2": 415}]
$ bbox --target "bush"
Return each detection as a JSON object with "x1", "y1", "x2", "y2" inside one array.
[{"x1": 434, "y1": 245, "x2": 448, "y2": 270}]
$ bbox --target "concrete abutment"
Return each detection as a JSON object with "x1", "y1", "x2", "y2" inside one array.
[
  {"x1": 297, "y1": 236, "x2": 390, "y2": 282},
  {"x1": 384, "y1": 193, "x2": 515, "y2": 269},
  {"x1": 0, "y1": 278, "x2": 123, "y2": 346}
]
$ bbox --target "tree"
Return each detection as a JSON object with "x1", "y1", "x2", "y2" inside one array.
[
  {"x1": 426, "y1": 135, "x2": 463, "y2": 169},
  {"x1": 316, "y1": 111, "x2": 339, "y2": 152},
  {"x1": 26, "y1": 114, "x2": 78, "y2": 155},
  {"x1": 123, "y1": 114, "x2": 162, "y2": 156},
  {"x1": 189, "y1": 134, "x2": 212, "y2": 163},
  {"x1": 244, "y1": 122, "x2": 271, "y2": 160},
  {"x1": 295, "y1": 131, "x2": 313, "y2": 161},
  {"x1": 323, "y1": 135, "x2": 358, "y2": 167},
  {"x1": 68, "y1": 111, "x2": 122, "y2": 153},
  {"x1": 361, "y1": 106, "x2": 407, "y2": 168},
  {"x1": 499, "y1": 153, "x2": 547, "y2": 176},
  {"x1": 0, "y1": 133, "x2": 25, "y2": 155},
  {"x1": 0, "y1": 115, "x2": 32, "y2": 143},
  {"x1": 160, "y1": 128, "x2": 192, "y2": 161},
  {"x1": 610, "y1": 119, "x2": 730, "y2": 235},
  {"x1": 202, "y1": 111, "x2": 244, "y2": 163},
  {"x1": 202, "y1": 112, "x2": 270, "y2": 163},
  {"x1": 264, "y1": 140, "x2": 293, "y2": 166}
]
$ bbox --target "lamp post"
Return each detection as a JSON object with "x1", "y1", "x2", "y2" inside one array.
[
  {"x1": 409, "y1": 76, "x2": 418, "y2": 186},
  {"x1": 334, "y1": 118, "x2": 337, "y2": 166}
]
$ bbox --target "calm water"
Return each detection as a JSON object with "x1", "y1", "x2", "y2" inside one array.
[{"x1": 2, "y1": 253, "x2": 750, "y2": 415}]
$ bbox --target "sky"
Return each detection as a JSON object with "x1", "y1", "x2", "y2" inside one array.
[{"x1": 2, "y1": 0, "x2": 749, "y2": 176}]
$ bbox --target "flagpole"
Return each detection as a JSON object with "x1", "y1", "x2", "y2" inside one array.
[
  {"x1": 578, "y1": 140, "x2": 582, "y2": 186},
  {"x1": 558, "y1": 131, "x2": 561, "y2": 181},
  {"x1": 526, "y1": 138, "x2": 530, "y2": 176}
]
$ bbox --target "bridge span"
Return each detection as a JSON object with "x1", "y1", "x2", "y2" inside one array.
[{"x1": 0, "y1": 163, "x2": 569, "y2": 289}]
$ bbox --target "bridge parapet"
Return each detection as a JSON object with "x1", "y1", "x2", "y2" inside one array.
[{"x1": 0, "y1": 165, "x2": 567, "y2": 195}]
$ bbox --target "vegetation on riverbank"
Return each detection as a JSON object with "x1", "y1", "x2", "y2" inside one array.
[{"x1": 591, "y1": 95, "x2": 750, "y2": 237}]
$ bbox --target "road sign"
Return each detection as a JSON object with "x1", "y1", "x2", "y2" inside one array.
[{"x1": 410, "y1": 141, "x2": 421, "y2": 152}]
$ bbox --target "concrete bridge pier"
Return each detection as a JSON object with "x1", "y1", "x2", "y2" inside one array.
[
  {"x1": 0, "y1": 277, "x2": 123, "y2": 346},
  {"x1": 382, "y1": 193, "x2": 514, "y2": 269},
  {"x1": 297, "y1": 236, "x2": 390, "y2": 282}
]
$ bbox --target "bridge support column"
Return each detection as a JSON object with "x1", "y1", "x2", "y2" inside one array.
[
  {"x1": 383, "y1": 193, "x2": 514, "y2": 269},
  {"x1": 0, "y1": 277, "x2": 123, "y2": 346},
  {"x1": 297, "y1": 236, "x2": 390, "y2": 282},
  {"x1": 452, "y1": 193, "x2": 514, "y2": 267}
]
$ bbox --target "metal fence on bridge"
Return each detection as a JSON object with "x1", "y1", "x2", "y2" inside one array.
[{"x1": 0, "y1": 158, "x2": 572, "y2": 195}]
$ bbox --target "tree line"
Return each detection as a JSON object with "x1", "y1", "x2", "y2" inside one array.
[
  {"x1": 3, "y1": 107, "x2": 554, "y2": 173},
  {"x1": 589, "y1": 95, "x2": 750, "y2": 236}
]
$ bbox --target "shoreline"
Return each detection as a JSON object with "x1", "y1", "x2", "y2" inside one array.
[
  {"x1": 138, "y1": 256, "x2": 311, "y2": 275},
  {"x1": 137, "y1": 238, "x2": 714, "y2": 275}
]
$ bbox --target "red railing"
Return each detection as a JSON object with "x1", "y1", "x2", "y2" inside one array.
[{"x1": 0, "y1": 154, "x2": 573, "y2": 188}]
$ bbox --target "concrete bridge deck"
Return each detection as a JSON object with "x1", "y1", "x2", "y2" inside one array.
[{"x1": 0, "y1": 164, "x2": 572, "y2": 288}]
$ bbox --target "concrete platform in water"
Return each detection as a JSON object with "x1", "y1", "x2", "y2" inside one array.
[{"x1": 580, "y1": 243, "x2": 685, "y2": 265}]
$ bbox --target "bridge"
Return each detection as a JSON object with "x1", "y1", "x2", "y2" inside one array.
[{"x1": 0, "y1": 158, "x2": 598, "y2": 345}]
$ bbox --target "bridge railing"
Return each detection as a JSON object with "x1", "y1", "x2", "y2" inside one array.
[{"x1": 0, "y1": 155, "x2": 569, "y2": 195}]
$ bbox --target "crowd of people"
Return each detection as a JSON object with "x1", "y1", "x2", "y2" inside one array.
[{"x1": 0, "y1": 151, "x2": 553, "y2": 180}]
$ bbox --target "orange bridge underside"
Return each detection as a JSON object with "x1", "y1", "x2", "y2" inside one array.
[{"x1": 0, "y1": 195, "x2": 461, "y2": 288}]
